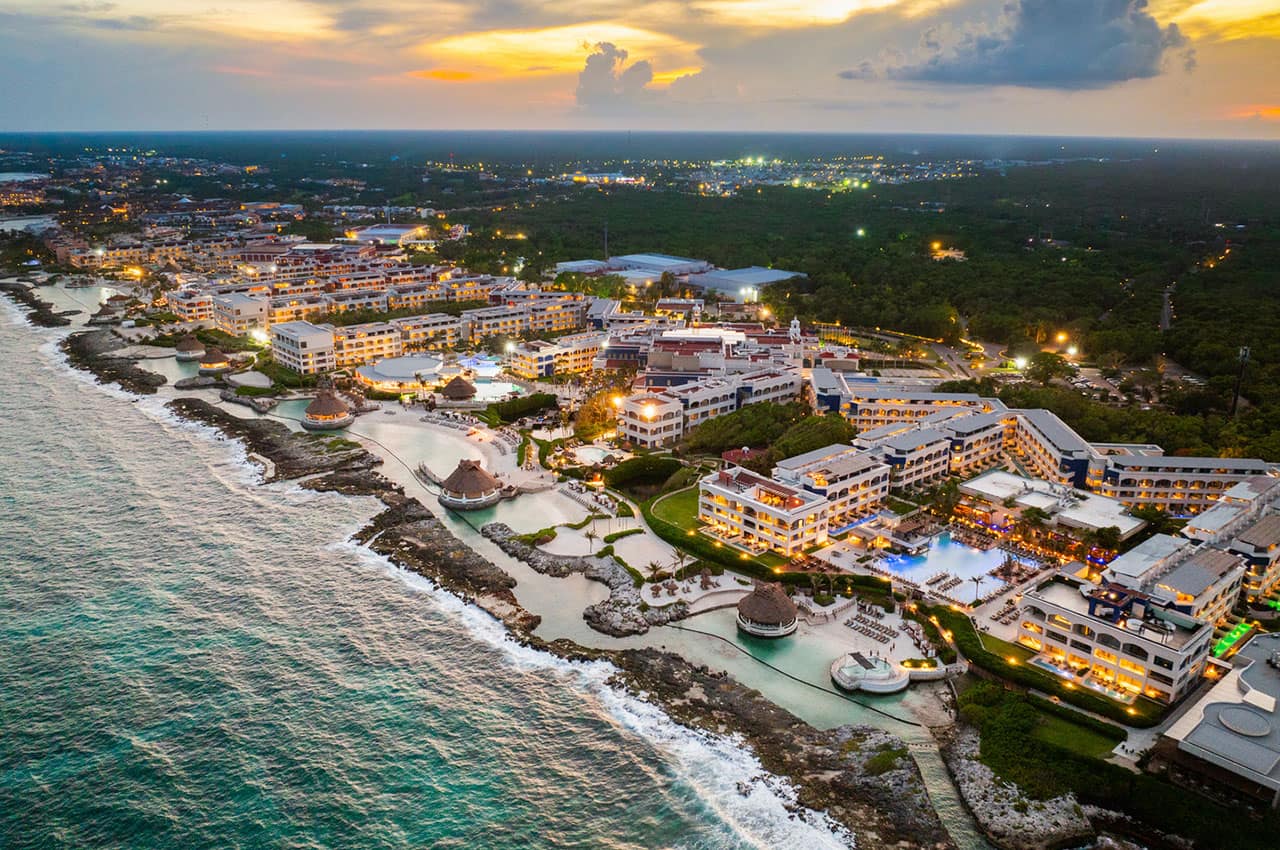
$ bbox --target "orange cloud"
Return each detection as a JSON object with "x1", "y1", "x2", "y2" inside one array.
[
  {"x1": 1151, "y1": 0, "x2": 1280, "y2": 41},
  {"x1": 1229, "y1": 105, "x2": 1280, "y2": 120},
  {"x1": 418, "y1": 22, "x2": 699, "y2": 79},
  {"x1": 410, "y1": 69, "x2": 476, "y2": 82}
]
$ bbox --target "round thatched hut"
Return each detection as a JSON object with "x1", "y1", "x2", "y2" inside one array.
[
  {"x1": 736, "y1": 581, "x2": 798, "y2": 638},
  {"x1": 438, "y1": 459, "x2": 502, "y2": 510},
  {"x1": 175, "y1": 333, "x2": 205, "y2": 361},
  {"x1": 197, "y1": 347, "x2": 232, "y2": 375},
  {"x1": 302, "y1": 390, "x2": 354, "y2": 431},
  {"x1": 440, "y1": 375, "x2": 477, "y2": 401}
]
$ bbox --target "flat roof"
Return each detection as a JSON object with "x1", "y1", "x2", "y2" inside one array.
[
  {"x1": 1104, "y1": 534, "x2": 1192, "y2": 584},
  {"x1": 961, "y1": 470, "x2": 1145, "y2": 537},
  {"x1": 881, "y1": 428, "x2": 948, "y2": 451},
  {"x1": 1176, "y1": 634, "x2": 1280, "y2": 790},
  {"x1": 941, "y1": 410, "x2": 1007, "y2": 436},
  {"x1": 1109, "y1": 455, "x2": 1271, "y2": 472},
  {"x1": 1033, "y1": 579, "x2": 1204, "y2": 649},
  {"x1": 774, "y1": 443, "x2": 856, "y2": 470},
  {"x1": 1157, "y1": 549, "x2": 1242, "y2": 598},
  {"x1": 1014, "y1": 408, "x2": 1090, "y2": 454},
  {"x1": 692, "y1": 267, "x2": 806, "y2": 288},
  {"x1": 1182, "y1": 501, "x2": 1247, "y2": 537}
]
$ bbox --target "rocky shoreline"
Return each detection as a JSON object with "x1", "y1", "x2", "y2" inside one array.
[
  {"x1": 63, "y1": 328, "x2": 167, "y2": 395},
  {"x1": 1, "y1": 281, "x2": 73, "y2": 327},
  {"x1": 482, "y1": 522, "x2": 690, "y2": 636},
  {"x1": 28, "y1": 313, "x2": 955, "y2": 850},
  {"x1": 937, "y1": 725, "x2": 1093, "y2": 850},
  {"x1": 160, "y1": 397, "x2": 951, "y2": 848}
]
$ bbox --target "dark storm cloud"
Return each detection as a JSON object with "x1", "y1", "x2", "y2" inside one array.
[{"x1": 858, "y1": 0, "x2": 1194, "y2": 90}]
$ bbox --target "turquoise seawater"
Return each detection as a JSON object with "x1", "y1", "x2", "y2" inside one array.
[{"x1": 0, "y1": 301, "x2": 852, "y2": 849}]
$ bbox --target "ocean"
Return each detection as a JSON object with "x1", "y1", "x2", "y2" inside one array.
[{"x1": 0, "y1": 299, "x2": 853, "y2": 849}]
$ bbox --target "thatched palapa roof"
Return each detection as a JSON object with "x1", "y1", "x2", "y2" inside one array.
[
  {"x1": 440, "y1": 376, "x2": 477, "y2": 400},
  {"x1": 305, "y1": 390, "x2": 349, "y2": 419},
  {"x1": 199, "y1": 347, "x2": 229, "y2": 366},
  {"x1": 736, "y1": 582, "x2": 798, "y2": 627},
  {"x1": 175, "y1": 333, "x2": 204, "y2": 353},
  {"x1": 441, "y1": 459, "x2": 500, "y2": 499}
]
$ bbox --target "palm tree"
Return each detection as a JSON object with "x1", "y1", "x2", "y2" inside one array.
[
  {"x1": 584, "y1": 529, "x2": 598, "y2": 553},
  {"x1": 671, "y1": 549, "x2": 690, "y2": 579},
  {"x1": 647, "y1": 560, "x2": 665, "y2": 583}
]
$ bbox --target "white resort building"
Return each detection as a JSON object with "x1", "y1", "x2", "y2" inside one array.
[{"x1": 699, "y1": 466, "x2": 829, "y2": 557}]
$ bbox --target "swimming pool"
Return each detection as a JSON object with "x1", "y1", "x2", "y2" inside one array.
[
  {"x1": 472, "y1": 380, "x2": 524, "y2": 402},
  {"x1": 572, "y1": 446, "x2": 613, "y2": 465},
  {"x1": 879, "y1": 532, "x2": 1025, "y2": 603},
  {"x1": 1029, "y1": 658, "x2": 1135, "y2": 703}
]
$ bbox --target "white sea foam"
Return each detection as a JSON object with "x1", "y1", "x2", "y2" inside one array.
[
  {"x1": 17, "y1": 305, "x2": 856, "y2": 850},
  {"x1": 334, "y1": 537, "x2": 855, "y2": 850}
]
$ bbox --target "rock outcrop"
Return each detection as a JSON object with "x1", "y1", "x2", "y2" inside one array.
[
  {"x1": 939, "y1": 725, "x2": 1093, "y2": 850},
  {"x1": 482, "y1": 522, "x2": 689, "y2": 636},
  {"x1": 62, "y1": 328, "x2": 166, "y2": 394},
  {"x1": 0, "y1": 282, "x2": 71, "y2": 327}
]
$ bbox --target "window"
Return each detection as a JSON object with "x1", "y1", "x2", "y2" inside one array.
[
  {"x1": 1097, "y1": 634, "x2": 1121, "y2": 650},
  {"x1": 1152, "y1": 655, "x2": 1174, "y2": 671},
  {"x1": 1070, "y1": 639, "x2": 1092, "y2": 652},
  {"x1": 1047, "y1": 630, "x2": 1068, "y2": 644},
  {"x1": 1123, "y1": 643, "x2": 1149, "y2": 661}
]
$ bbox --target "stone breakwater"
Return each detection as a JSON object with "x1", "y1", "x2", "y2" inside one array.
[
  {"x1": 157, "y1": 399, "x2": 952, "y2": 849},
  {"x1": 938, "y1": 726, "x2": 1092, "y2": 850},
  {"x1": 63, "y1": 328, "x2": 166, "y2": 395},
  {"x1": 0, "y1": 281, "x2": 72, "y2": 327},
  {"x1": 481, "y1": 522, "x2": 689, "y2": 637}
]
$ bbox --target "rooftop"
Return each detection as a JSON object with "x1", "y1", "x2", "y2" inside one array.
[
  {"x1": 1156, "y1": 549, "x2": 1243, "y2": 599},
  {"x1": 1014, "y1": 408, "x2": 1091, "y2": 455},
  {"x1": 1104, "y1": 534, "x2": 1192, "y2": 586},
  {"x1": 1238, "y1": 515, "x2": 1280, "y2": 550},
  {"x1": 1171, "y1": 633, "x2": 1280, "y2": 791},
  {"x1": 1033, "y1": 578, "x2": 1206, "y2": 650}
]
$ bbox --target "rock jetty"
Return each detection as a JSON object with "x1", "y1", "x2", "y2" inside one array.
[
  {"x1": 482, "y1": 522, "x2": 689, "y2": 636},
  {"x1": 63, "y1": 328, "x2": 166, "y2": 395},
  {"x1": 0, "y1": 281, "x2": 71, "y2": 327}
]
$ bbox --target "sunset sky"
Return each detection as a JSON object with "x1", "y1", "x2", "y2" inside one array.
[{"x1": 1, "y1": 0, "x2": 1277, "y2": 138}]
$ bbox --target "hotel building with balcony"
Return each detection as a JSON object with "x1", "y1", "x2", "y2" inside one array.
[
  {"x1": 1098, "y1": 454, "x2": 1275, "y2": 515},
  {"x1": 212, "y1": 293, "x2": 268, "y2": 336},
  {"x1": 331, "y1": 322, "x2": 403, "y2": 368},
  {"x1": 699, "y1": 466, "x2": 829, "y2": 557},
  {"x1": 509, "y1": 332, "x2": 604, "y2": 380},
  {"x1": 269, "y1": 321, "x2": 336, "y2": 375},
  {"x1": 771, "y1": 445, "x2": 891, "y2": 530},
  {"x1": 617, "y1": 394, "x2": 684, "y2": 448},
  {"x1": 391, "y1": 314, "x2": 461, "y2": 351},
  {"x1": 1229, "y1": 515, "x2": 1280, "y2": 605},
  {"x1": 1017, "y1": 573, "x2": 1214, "y2": 704}
]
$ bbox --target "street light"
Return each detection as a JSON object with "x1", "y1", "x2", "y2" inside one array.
[
  {"x1": 1014, "y1": 356, "x2": 1028, "y2": 370},
  {"x1": 1055, "y1": 331, "x2": 1068, "y2": 344},
  {"x1": 1066, "y1": 345, "x2": 1078, "y2": 357}
]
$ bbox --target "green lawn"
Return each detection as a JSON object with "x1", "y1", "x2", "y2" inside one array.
[
  {"x1": 645, "y1": 487, "x2": 791, "y2": 574},
  {"x1": 978, "y1": 630, "x2": 1036, "y2": 662},
  {"x1": 1031, "y1": 713, "x2": 1120, "y2": 760},
  {"x1": 651, "y1": 487, "x2": 701, "y2": 531}
]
